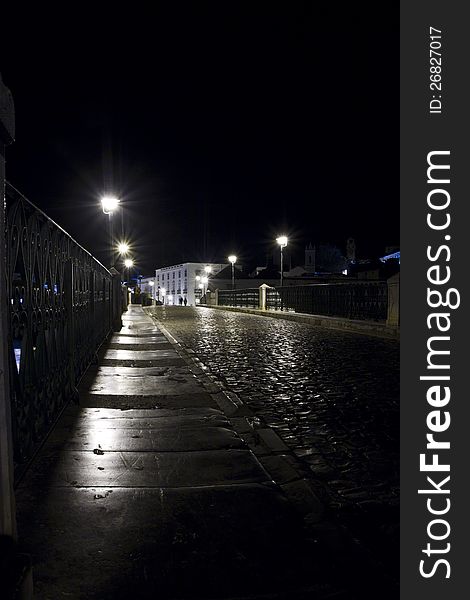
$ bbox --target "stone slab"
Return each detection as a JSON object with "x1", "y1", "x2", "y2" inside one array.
[
  {"x1": 84, "y1": 374, "x2": 205, "y2": 396},
  {"x1": 82, "y1": 366, "x2": 191, "y2": 377},
  {"x1": 107, "y1": 342, "x2": 173, "y2": 351},
  {"x1": 19, "y1": 449, "x2": 270, "y2": 488},
  {"x1": 15, "y1": 485, "x2": 337, "y2": 600},
  {"x1": 110, "y1": 336, "x2": 167, "y2": 344},
  {"x1": 60, "y1": 406, "x2": 226, "y2": 422},
  {"x1": 102, "y1": 349, "x2": 180, "y2": 361},
  {"x1": 117, "y1": 329, "x2": 162, "y2": 337},
  {"x1": 80, "y1": 392, "x2": 218, "y2": 410},
  {"x1": 101, "y1": 358, "x2": 186, "y2": 368},
  {"x1": 45, "y1": 426, "x2": 244, "y2": 452}
]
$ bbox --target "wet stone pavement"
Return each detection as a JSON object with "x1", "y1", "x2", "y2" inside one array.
[
  {"x1": 17, "y1": 306, "x2": 374, "y2": 600},
  {"x1": 148, "y1": 306, "x2": 400, "y2": 577}
]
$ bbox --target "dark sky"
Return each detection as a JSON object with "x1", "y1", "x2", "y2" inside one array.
[{"x1": 2, "y1": 3, "x2": 398, "y2": 275}]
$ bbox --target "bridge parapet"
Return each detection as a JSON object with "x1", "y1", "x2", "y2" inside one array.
[
  {"x1": 5, "y1": 183, "x2": 122, "y2": 478},
  {"x1": 217, "y1": 280, "x2": 394, "y2": 323}
]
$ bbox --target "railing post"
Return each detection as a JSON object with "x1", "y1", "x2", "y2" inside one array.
[
  {"x1": 259, "y1": 284, "x2": 268, "y2": 310},
  {"x1": 109, "y1": 267, "x2": 123, "y2": 332},
  {"x1": 0, "y1": 73, "x2": 17, "y2": 540},
  {"x1": 386, "y1": 273, "x2": 400, "y2": 327},
  {"x1": 64, "y1": 258, "x2": 78, "y2": 400}
]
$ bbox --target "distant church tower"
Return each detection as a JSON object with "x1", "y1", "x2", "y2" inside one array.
[
  {"x1": 346, "y1": 238, "x2": 356, "y2": 263},
  {"x1": 304, "y1": 243, "x2": 315, "y2": 273}
]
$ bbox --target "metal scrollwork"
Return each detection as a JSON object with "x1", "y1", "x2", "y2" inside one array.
[{"x1": 5, "y1": 183, "x2": 114, "y2": 479}]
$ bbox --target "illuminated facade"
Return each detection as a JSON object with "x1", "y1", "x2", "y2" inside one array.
[{"x1": 154, "y1": 262, "x2": 227, "y2": 306}]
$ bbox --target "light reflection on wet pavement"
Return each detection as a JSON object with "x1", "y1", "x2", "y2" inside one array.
[{"x1": 151, "y1": 307, "x2": 399, "y2": 562}]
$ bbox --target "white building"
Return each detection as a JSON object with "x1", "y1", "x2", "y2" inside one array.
[
  {"x1": 155, "y1": 262, "x2": 227, "y2": 306},
  {"x1": 140, "y1": 276, "x2": 156, "y2": 297}
]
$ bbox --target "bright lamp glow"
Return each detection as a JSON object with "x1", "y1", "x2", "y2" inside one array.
[
  {"x1": 101, "y1": 196, "x2": 120, "y2": 214},
  {"x1": 228, "y1": 255, "x2": 237, "y2": 264},
  {"x1": 204, "y1": 266, "x2": 212, "y2": 274},
  {"x1": 124, "y1": 258, "x2": 134, "y2": 268},
  {"x1": 149, "y1": 281, "x2": 155, "y2": 286},
  {"x1": 198, "y1": 284, "x2": 203, "y2": 289},
  {"x1": 276, "y1": 235, "x2": 288, "y2": 248},
  {"x1": 118, "y1": 242, "x2": 130, "y2": 254},
  {"x1": 201, "y1": 276, "x2": 208, "y2": 284},
  {"x1": 195, "y1": 275, "x2": 201, "y2": 281}
]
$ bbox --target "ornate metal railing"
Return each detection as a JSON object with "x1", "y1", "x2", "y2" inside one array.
[
  {"x1": 217, "y1": 282, "x2": 388, "y2": 321},
  {"x1": 5, "y1": 183, "x2": 118, "y2": 478},
  {"x1": 217, "y1": 288, "x2": 260, "y2": 309},
  {"x1": 266, "y1": 283, "x2": 388, "y2": 320}
]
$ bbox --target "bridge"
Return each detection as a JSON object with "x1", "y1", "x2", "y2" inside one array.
[{"x1": 0, "y1": 77, "x2": 398, "y2": 599}]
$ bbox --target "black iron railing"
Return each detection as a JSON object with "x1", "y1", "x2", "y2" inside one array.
[
  {"x1": 266, "y1": 283, "x2": 388, "y2": 320},
  {"x1": 6, "y1": 183, "x2": 119, "y2": 478},
  {"x1": 218, "y1": 288, "x2": 260, "y2": 309},
  {"x1": 217, "y1": 282, "x2": 388, "y2": 322}
]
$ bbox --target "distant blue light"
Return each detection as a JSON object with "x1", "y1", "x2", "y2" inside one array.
[{"x1": 380, "y1": 251, "x2": 400, "y2": 264}]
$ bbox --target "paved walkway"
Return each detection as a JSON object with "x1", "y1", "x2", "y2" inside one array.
[
  {"x1": 16, "y1": 306, "x2": 395, "y2": 600},
  {"x1": 15, "y1": 306, "x2": 360, "y2": 600}
]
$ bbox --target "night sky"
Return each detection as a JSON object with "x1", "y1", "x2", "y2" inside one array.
[{"x1": 2, "y1": 3, "x2": 398, "y2": 275}]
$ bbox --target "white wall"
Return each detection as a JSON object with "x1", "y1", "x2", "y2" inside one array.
[{"x1": 155, "y1": 262, "x2": 227, "y2": 306}]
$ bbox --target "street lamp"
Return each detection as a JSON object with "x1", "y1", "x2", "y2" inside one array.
[
  {"x1": 149, "y1": 280, "x2": 155, "y2": 302},
  {"x1": 124, "y1": 258, "x2": 134, "y2": 284},
  {"x1": 101, "y1": 195, "x2": 120, "y2": 268},
  {"x1": 117, "y1": 242, "x2": 130, "y2": 255},
  {"x1": 276, "y1": 235, "x2": 288, "y2": 287},
  {"x1": 201, "y1": 275, "x2": 209, "y2": 301},
  {"x1": 161, "y1": 287, "x2": 166, "y2": 305},
  {"x1": 228, "y1": 255, "x2": 237, "y2": 290},
  {"x1": 204, "y1": 266, "x2": 212, "y2": 275}
]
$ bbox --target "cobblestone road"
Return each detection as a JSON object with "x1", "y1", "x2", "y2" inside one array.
[{"x1": 150, "y1": 306, "x2": 399, "y2": 574}]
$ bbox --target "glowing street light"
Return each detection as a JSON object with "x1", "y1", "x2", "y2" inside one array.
[
  {"x1": 204, "y1": 266, "x2": 212, "y2": 274},
  {"x1": 117, "y1": 242, "x2": 130, "y2": 255},
  {"x1": 101, "y1": 196, "x2": 120, "y2": 214},
  {"x1": 228, "y1": 255, "x2": 237, "y2": 290},
  {"x1": 276, "y1": 235, "x2": 288, "y2": 287},
  {"x1": 124, "y1": 257, "x2": 134, "y2": 285},
  {"x1": 101, "y1": 195, "x2": 120, "y2": 268}
]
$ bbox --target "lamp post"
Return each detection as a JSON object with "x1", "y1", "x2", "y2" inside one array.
[
  {"x1": 228, "y1": 255, "x2": 237, "y2": 290},
  {"x1": 149, "y1": 280, "x2": 155, "y2": 302},
  {"x1": 124, "y1": 258, "x2": 134, "y2": 285},
  {"x1": 276, "y1": 236, "x2": 288, "y2": 287},
  {"x1": 101, "y1": 196, "x2": 120, "y2": 268},
  {"x1": 161, "y1": 288, "x2": 166, "y2": 305},
  {"x1": 201, "y1": 275, "x2": 209, "y2": 301}
]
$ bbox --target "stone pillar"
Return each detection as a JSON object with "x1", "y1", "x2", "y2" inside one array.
[
  {"x1": 259, "y1": 284, "x2": 269, "y2": 311},
  {"x1": 386, "y1": 273, "x2": 400, "y2": 327},
  {"x1": 0, "y1": 73, "x2": 16, "y2": 539}
]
